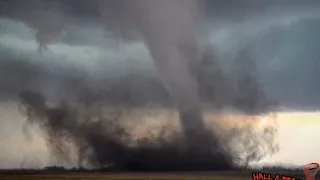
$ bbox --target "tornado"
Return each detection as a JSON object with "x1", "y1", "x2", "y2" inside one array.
[{"x1": 131, "y1": 0, "x2": 207, "y2": 142}]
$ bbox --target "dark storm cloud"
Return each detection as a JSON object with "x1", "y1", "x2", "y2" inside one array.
[{"x1": 1, "y1": 0, "x2": 319, "y2": 36}]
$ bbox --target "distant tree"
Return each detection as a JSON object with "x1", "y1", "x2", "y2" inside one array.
[{"x1": 44, "y1": 166, "x2": 66, "y2": 172}]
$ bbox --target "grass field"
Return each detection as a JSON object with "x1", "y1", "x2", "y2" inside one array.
[{"x1": 0, "y1": 172, "x2": 309, "y2": 180}]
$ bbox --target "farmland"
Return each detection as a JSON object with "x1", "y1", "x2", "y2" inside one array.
[
  {"x1": 0, "y1": 171, "x2": 309, "y2": 180},
  {"x1": 0, "y1": 172, "x2": 250, "y2": 180}
]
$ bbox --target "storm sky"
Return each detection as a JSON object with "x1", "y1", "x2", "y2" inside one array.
[
  {"x1": 0, "y1": 0, "x2": 320, "y2": 169},
  {"x1": 1, "y1": 2, "x2": 320, "y2": 109}
]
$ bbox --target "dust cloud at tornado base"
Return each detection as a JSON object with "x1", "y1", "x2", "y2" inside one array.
[{"x1": 0, "y1": 33, "x2": 278, "y2": 170}]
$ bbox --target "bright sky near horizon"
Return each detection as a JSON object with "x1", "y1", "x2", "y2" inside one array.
[{"x1": 0, "y1": 100, "x2": 319, "y2": 169}]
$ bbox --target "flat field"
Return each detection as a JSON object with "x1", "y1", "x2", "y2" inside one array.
[
  {"x1": 0, "y1": 172, "x2": 309, "y2": 180},
  {"x1": 0, "y1": 172, "x2": 252, "y2": 180}
]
